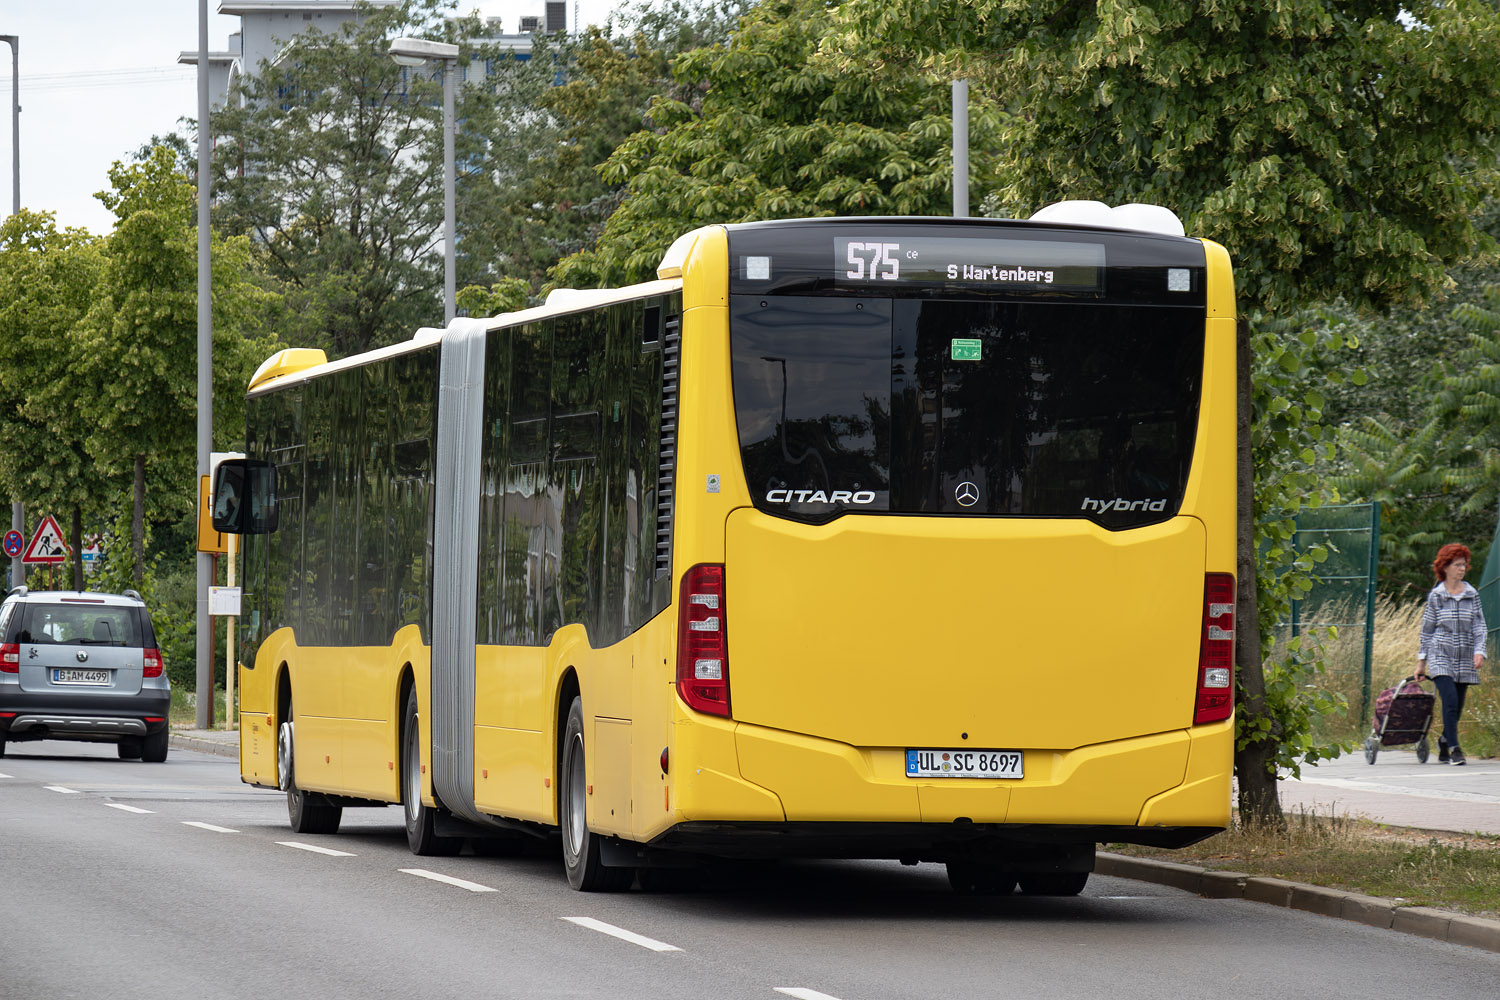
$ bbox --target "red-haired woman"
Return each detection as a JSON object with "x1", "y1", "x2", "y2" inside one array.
[{"x1": 1415, "y1": 543, "x2": 1486, "y2": 765}]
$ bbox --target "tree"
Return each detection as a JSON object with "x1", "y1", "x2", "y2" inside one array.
[
  {"x1": 552, "y1": 0, "x2": 1003, "y2": 287},
  {"x1": 71, "y1": 146, "x2": 279, "y2": 586},
  {"x1": 212, "y1": 0, "x2": 484, "y2": 356},
  {"x1": 0, "y1": 211, "x2": 108, "y2": 588},
  {"x1": 478, "y1": 3, "x2": 745, "y2": 295},
  {"x1": 1337, "y1": 258, "x2": 1500, "y2": 590},
  {"x1": 832, "y1": 0, "x2": 1500, "y2": 825}
]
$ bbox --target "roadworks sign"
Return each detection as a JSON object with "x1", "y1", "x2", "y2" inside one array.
[{"x1": 22, "y1": 514, "x2": 69, "y2": 564}]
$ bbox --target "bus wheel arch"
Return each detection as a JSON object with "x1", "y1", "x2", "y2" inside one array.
[
  {"x1": 278, "y1": 663, "x2": 341, "y2": 835},
  {"x1": 559, "y1": 690, "x2": 631, "y2": 891},
  {"x1": 401, "y1": 680, "x2": 461, "y2": 856}
]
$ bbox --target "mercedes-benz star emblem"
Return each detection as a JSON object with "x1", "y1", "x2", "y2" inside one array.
[
  {"x1": 76, "y1": 651, "x2": 89, "y2": 662},
  {"x1": 955, "y1": 482, "x2": 980, "y2": 507}
]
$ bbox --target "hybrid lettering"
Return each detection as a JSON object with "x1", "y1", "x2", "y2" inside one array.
[{"x1": 1080, "y1": 496, "x2": 1168, "y2": 513}]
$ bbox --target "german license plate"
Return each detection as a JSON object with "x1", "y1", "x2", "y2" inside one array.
[
  {"x1": 51, "y1": 668, "x2": 110, "y2": 686},
  {"x1": 906, "y1": 748, "x2": 1023, "y2": 779}
]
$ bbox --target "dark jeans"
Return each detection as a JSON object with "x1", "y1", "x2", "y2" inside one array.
[{"x1": 1431, "y1": 675, "x2": 1472, "y2": 752}]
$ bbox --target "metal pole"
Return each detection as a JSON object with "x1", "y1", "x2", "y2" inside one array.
[
  {"x1": 3, "y1": 34, "x2": 23, "y2": 591},
  {"x1": 952, "y1": 78, "x2": 968, "y2": 218},
  {"x1": 195, "y1": 0, "x2": 215, "y2": 729},
  {"x1": 226, "y1": 532, "x2": 236, "y2": 730},
  {"x1": 1361, "y1": 500, "x2": 1381, "y2": 723},
  {"x1": 443, "y1": 57, "x2": 455, "y2": 324}
]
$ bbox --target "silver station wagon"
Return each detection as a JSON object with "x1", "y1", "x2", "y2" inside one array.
[{"x1": 0, "y1": 588, "x2": 171, "y2": 761}]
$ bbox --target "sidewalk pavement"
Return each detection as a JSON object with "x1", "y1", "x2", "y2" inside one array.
[
  {"x1": 170, "y1": 726, "x2": 240, "y2": 758},
  {"x1": 167, "y1": 728, "x2": 1500, "y2": 951}
]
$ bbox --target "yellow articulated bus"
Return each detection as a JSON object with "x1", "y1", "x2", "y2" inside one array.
[{"x1": 213, "y1": 201, "x2": 1236, "y2": 894}]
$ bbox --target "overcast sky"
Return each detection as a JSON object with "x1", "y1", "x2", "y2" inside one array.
[{"x1": 0, "y1": 1, "x2": 619, "y2": 236}]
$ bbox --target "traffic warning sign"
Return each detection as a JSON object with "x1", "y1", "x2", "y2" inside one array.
[{"x1": 22, "y1": 514, "x2": 69, "y2": 564}]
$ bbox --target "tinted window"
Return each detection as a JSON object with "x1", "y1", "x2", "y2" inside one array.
[
  {"x1": 731, "y1": 295, "x2": 1203, "y2": 529},
  {"x1": 18, "y1": 604, "x2": 142, "y2": 646}
]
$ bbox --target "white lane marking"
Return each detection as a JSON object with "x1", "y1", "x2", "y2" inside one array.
[
  {"x1": 561, "y1": 916, "x2": 682, "y2": 953},
  {"x1": 182, "y1": 821, "x2": 239, "y2": 833},
  {"x1": 399, "y1": 868, "x2": 497, "y2": 893},
  {"x1": 775, "y1": 990, "x2": 846, "y2": 1000},
  {"x1": 278, "y1": 841, "x2": 356, "y2": 857},
  {"x1": 106, "y1": 803, "x2": 154, "y2": 814},
  {"x1": 0, "y1": 772, "x2": 12, "y2": 779},
  {"x1": 44, "y1": 785, "x2": 80, "y2": 794}
]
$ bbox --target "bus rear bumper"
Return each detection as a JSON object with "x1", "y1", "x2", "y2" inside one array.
[{"x1": 667, "y1": 714, "x2": 1232, "y2": 848}]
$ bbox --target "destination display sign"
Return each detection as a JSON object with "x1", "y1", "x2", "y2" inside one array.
[{"x1": 833, "y1": 236, "x2": 1105, "y2": 291}]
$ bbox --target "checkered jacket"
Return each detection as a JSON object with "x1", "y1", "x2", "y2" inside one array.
[{"x1": 1418, "y1": 582, "x2": 1486, "y2": 684}]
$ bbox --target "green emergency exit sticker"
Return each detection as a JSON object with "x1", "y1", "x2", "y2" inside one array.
[{"x1": 951, "y1": 338, "x2": 982, "y2": 361}]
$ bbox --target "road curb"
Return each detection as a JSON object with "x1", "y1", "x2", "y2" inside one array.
[
  {"x1": 1097, "y1": 852, "x2": 1500, "y2": 953},
  {"x1": 169, "y1": 732, "x2": 239, "y2": 759}
]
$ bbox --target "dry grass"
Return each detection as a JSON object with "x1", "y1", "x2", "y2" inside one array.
[{"x1": 1113, "y1": 808, "x2": 1500, "y2": 918}]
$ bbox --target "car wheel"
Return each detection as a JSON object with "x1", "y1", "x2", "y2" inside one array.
[
  {"x1": 118, "y1": 739, "x2": 143, "y2": 760},
  {"x1": 142, "y1": 727, "x2": 169, "y2": 763},
  {"x1": 560, "y1": 696, "x2": 632, "y2": 891},
  {"x1": 402, "y1": 687, "x2": 461, "y2": 856},
  {"x1": 0, "y1": 735, "x2": 6, "y2": 758},
  {"x1": 947, "y1": 861, "x2": 1018, "y2": 895},
  {"x1": 280, "y1": 713, "x2": 341, "y2": 835}
]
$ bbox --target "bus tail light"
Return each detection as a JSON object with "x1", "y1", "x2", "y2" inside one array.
[
  {"x1": 1194, "y1": 574, "x2": 1235, "y2": 725},
  {"x1": 143, "y1": 648, "x2": 164, "y2": 679},
  {"x1": 677, "y1": 564, "x2": 730, "y2": 717},
  {"x1": 0, "y1": 643, "x2": 17, "y2": 673}
]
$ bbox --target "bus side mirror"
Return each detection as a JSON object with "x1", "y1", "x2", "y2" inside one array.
[{"x1": 211, "y1": 459, "x2": 278, "y2": 535}]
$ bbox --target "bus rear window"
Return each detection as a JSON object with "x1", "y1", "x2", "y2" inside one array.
[{"x1": 730, "y1": 295, "x2": 1204, "y2": 529}]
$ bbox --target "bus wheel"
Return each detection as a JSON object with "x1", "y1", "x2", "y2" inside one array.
[
  {"x1": 402, "y1": 687, "x2": 461, "y2": 856},
  {"x1": 946, "y1": 861, "x2": 1018, "y2": 896},
  {"x1": 560, "y1": 696, "x2": 632, "y2": 891},
  {"x1": 280, "y1": 713, "x2": 341, "y2": 835},
  {"x1": 1016, "y1": 871, "x2": 1090, "y2": 896}
]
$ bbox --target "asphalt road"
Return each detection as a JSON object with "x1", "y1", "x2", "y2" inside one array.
[{"x1": 3, "y1": 742, "x2": 1499, "y2": 1000}]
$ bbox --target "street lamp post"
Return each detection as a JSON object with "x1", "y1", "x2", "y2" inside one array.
[
  {"x1": 389, "y1": 37, "x2": 459, "y2": 325},
  {"x1": 2, "y1": 33, "x2": 23, "y2": 590}
]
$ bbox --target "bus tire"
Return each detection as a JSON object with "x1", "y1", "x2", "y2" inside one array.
[
  {"x1": 946, "y1": 861, "x2": 1018, "y2": 896},
  {"x1": 560, "y1": 696, "x2": 632, "y2": 892},
  {"x1": 141, "y1": 727, "x2": 169, "y2": 763},
  {"x1": 1016, "y1": 871, "x2": 1090, "y2": 896},
  {"x1": 402, "y1": 687, "x2": 461, "y2": 856},
  {"x1": 280, "y1": 712, "x2": 341, "y2": 835}
]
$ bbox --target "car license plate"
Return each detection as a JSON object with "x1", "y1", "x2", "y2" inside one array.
[
  {"x1": 906, "y1": 748, "x2": 1023, "y2": 779},
  {"x1": 51, "y1": 668, "x2": 110, "y2": 686}
]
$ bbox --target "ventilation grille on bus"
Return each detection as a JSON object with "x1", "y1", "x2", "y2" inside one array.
[{"x1": 655, "y1": 313, "x2": 681, "y2": 578}]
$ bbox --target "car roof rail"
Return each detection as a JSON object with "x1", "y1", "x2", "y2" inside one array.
[
  {"x1": 5, "y1": 585, "x2": 26, "y2": 598},
  {"x1": 123, "y1": 589, "x2": 143, "y2": 602}
]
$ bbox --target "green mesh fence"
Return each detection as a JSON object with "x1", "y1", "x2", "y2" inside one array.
[{"x1": 1275, "y1": 501, "x2": 1381, "y2": 720}]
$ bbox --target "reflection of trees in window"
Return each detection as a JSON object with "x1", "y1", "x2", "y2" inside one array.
[
  {"x1": 329, "y1": 369, "x2": 362, "y2": 645},
  {"x1": 301, "y1": 386, "x2": 332, "y2": 643},
  {"x1": 390, "y1": 350, "x2": 436, "y2": 641},
  {"x1": 358, "y1": 363, "x2": 391, "y2": 645},
  {"x1": 477, "y1": 296, "x2": 675, "y2": 649}
]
